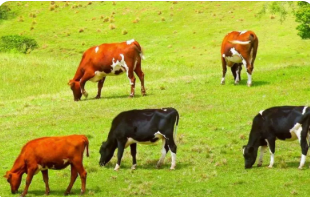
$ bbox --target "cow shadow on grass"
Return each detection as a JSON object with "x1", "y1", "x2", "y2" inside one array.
[
  {"x1": 103, "y1": 160, "x2": 191, "y2": 171},
  {"x1": 252, "y1": 161, "x2": 301, "y2": 169},
  {"x1": 234, "y1": 80, "x2": 269, "y2": 87},
  {"x1": 81, "y1": 93, "x2": 152, "y2": 101},
  {"x1": 26, "y1": 187, "x2": 102, "y2": 196}
]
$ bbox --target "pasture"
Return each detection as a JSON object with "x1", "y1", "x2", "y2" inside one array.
[{"x1": 1, "y1": 1, "x2": 310, "y2": 196}]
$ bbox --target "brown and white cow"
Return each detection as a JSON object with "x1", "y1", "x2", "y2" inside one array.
[
  {"x1": 3, "y1": 135, "x2": 89, "y2": 197},
  {"x1": 68, "y1": 39, "x2": 146, "y2": 101},
  {"x1": 220, "y1": 31, "x2": 258, "y2": 86}
]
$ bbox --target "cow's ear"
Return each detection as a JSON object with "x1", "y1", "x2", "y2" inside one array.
[{"x1": 68, "y1": 80, "x2": 74, "y2": 87}]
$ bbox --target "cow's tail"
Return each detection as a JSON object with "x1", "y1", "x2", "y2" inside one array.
[
  {"x1": 83, "y1": 136, "x2": 90, "y2": 157},
  {"x1": 133, "y1": 40, "x2": 145, "y2": 60},
  {"x1": 173, "y1": 110, "x2": 179, "y2": 143}
]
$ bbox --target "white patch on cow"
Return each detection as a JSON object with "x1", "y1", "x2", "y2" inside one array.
[
  {"x1": 126, "y1": 39, "x2": 135, "y2": 45},
  {"x1": 225, "y1": 48, "x2": 243, "y2": 63},
  {"x1": 170, "y1": 151, "x2": 176, "y2": 170},
  {"x1": 268, "y1": 153, "x2": 275, "y2": 168},
  {"x1": 63, "y1": 158, "x2": 69, "y2": 164},
  {"x1": 222, "y1": 54, "x2": 225, "y2": 58},
  {"x1": 125, "y1": 137, "x2": 159, "y2": 148},
  {"x1": 265, "y1": 139, "x2": 274, "y2": 168},
  {"x1": 154, "y1": 131, "x2": 168, "y2": 140},
  {"x1": 240, "y1": 30, "x2": 247, "y2": 35},
  {"x1": 221, "y1": 77, "x2": 225, "y2": 85},
  {"x1": 299, "y1": 155, "x2": 307, "y2": 169},
  {"x1": 302, "y1": 106, "x2": 308, "y2": 114},
  {"x1": 35, "y1": 164, "x2": 48, "y2": 174},
  {"x1": 95, "y1": 46, "x2": 99, "y2": 53},
  {"x1": 235, "y1": 66, "x2": 240, "y2": 84},
  {"x1": 290, "y1": 123, "x2": 302, "y2": 142},
  {"x1": 157, "y1": 139, "x2": 167, "y2": 168},
  {"x1": 257, "y1": 146, "x2": 267, "y2": 167},
  {"x1": 114, "y1": 164, "x2": 120, "y2": 171},
  {"x1": 259, "y1": 110, "x2": 264, "y2": 116},
  {"x1": 246, "y1": 72, "x2": 252, "y2": 86},
  {"x1": 242, "y1": 147, "x2": 245, "y2": 155},
  {"x1": 89, "y1": 54, "x2": 127, "y2": 82},
  {"x1": 131, "y1": 164, "x2": 137, "y2": 170}
]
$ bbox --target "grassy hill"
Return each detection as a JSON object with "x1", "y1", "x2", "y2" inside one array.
[{"x1": 1, "y1": 1, "x2": 310, "y2": 197}]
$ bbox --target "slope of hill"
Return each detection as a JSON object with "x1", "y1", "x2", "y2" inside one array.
[{"x1": 1, "y1": 2, "x2": 310, "y2": 197}]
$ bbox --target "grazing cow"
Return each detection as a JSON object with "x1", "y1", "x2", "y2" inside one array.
[
  {"x1": 221, "y1": 30, "x2": 258, "y2": 86},
  {"x1": 3, "y1": 135, "x2": 89, "y2": 197},
  {"x1": 99, "y1": 108, "x2": 179, "y2": 171},
  {"x1": 243, "y1": 106, "x2": 310, "y2": 169},
  {"x1": 68, "y1": 39, "x2": 146, "y2": 101}
]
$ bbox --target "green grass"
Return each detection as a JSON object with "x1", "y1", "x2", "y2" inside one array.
[{"x1": 1, "y1": 1, "x2": 310, "y2": 197}]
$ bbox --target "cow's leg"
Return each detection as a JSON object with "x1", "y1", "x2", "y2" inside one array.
[
  {"x1": 41, "y1": 170, "x2": 50, "y2": 195},
  {"x1": 130, "y1": 143, "x2": 137, "y2": 170},
  {"x1": 79, "y1": 71, "x2": 95, "y2": 98},
  {"x1": 242, "y1": 59, "x2": 253, "y2": 87},
  {"x1": 257, "y1": 146, "x2": 267, "y2": 167},
  {"x1": 221, "y1": 57, "x2": 227, "y2": 85},
  {"x1": 167, "y1": 139, "x2": 177, "y2": 170},
  {"x1": 128, "y1": 69, "x2": 136, "y2": 98},
  {"x1": 115, "y1": 141, "x2": 125, "y2": 171},
  {"x1": 73, "y1": 162, "x2": 87, "y2": 195},
  {"x1": 64, "y1": 165, "x2": 78, "y2": 195},
  {"x1": 95, "y1": 77, "x2": 106, "y2": 99},
  {"x1": 298, "y1": 123, "x2": 310, "y2": 169},
  {"x1": 20, "y1": 167, "x2": 36, "y2": 197},
  {"x1": 157, "y1": 139, "x2": 169, "y2": 168},
  {"x1": 134, "y1": 63, "x2": 146, "y2": 96},
  {"x1": 265, "y1": 138, "x2": 276, "y2": 168}
]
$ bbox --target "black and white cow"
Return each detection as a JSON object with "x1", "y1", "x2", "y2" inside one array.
[
  {"x1": 99, "y1": 108, "x2": 179, "y2": 170},
  {"x1": 243, "y1": 106, "x2": 310, "y2": 169}
]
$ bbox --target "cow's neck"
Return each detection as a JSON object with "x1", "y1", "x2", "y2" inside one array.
[{"x1": 10, "y1": 155, "x2": 26, "y2": 174}]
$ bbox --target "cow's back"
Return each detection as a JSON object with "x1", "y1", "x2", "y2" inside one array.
[{"x1": 22, "y1": 135, "x2": 88, "y2": 160}]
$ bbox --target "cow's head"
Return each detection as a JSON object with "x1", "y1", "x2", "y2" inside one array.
[
  {"x1": 99, "y1": 140, "x2": 117, "y2": 166},
  {"x1": 242, "y1": 145, "x2": 258, "y2": 169},
  {"x1": 4, "y1": 171, "x2": 22, "y2": 194},
  {"x1": 68, "y1": 80, "x2": 82, "y2": 101}
]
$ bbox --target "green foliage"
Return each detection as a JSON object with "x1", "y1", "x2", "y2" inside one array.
[
  {"x1": 0, "y1": 5, "x2": 11, "y2": 20},
  {"x1": 0, "y1": 35, "x2": 38, "y2": 53},
  {"x1": 257, "y1": 2, "x2": 292, "y2": 23},
  {"x1": 294, "y1": 1, "x2": 310, "y2": 39}
]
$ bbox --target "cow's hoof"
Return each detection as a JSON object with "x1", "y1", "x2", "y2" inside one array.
[
  {"x1": 247, "y1": 83, "x2": 252, "y2": 87},
  {"x1": 234, "y1": 81, "x2": 239, "y2": 85},
  {"x1": 82, "y1": 92, "x2": 88, "y2": 98},
  {"x1": 221, "y1": 82, "x2": 225, "y2": 85},
  {"x1": 170, "y1": 167, "x2": 175, "y2": 170},
  {"x1": 64, "y1": 192, "x2": 69, "y2": 196},
  {"x1": 131, "y1": 164, "x2": 137, "y2": 170},
  {"x1": 128, "y1": 95, "x2": 134, "y2": 98},
  {"x1": 95, "y1": 95, "x2": 101, "y2": 99},
  {"x1": 298, "y1": 166, "x2": 303, "y2": 170},
  {"x1": 268, "y1": 165, "x2": 273, "y2": 168},
  {"x1": 257, "y1": 163, "x2": 262, "y2": 167}
]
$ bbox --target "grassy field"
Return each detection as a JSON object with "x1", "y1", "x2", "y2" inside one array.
[{"x1": 1, "y1": 1, "x2": 310, "y2": 197}]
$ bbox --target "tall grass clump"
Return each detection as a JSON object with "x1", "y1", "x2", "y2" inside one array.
[{"x1": 0, "y1": 35, "x2": 38, "y2": 53}]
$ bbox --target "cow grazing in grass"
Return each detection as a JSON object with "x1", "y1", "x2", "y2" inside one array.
[
  {"x1": 243, "y1": 106, "x2": 310, "y2": 169},
  {"x1": 68, "y1": 39, "x2": 146, "y2": 101},
  {"x1": 4, "y1": 135, "x2": 89, "y2": 197},
  {"x1": 221, "y1": 30, "x2": 258, "y2": 86},
  {"x1": 99, "y1": 108, "x2": 179, "y2": 170}
]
